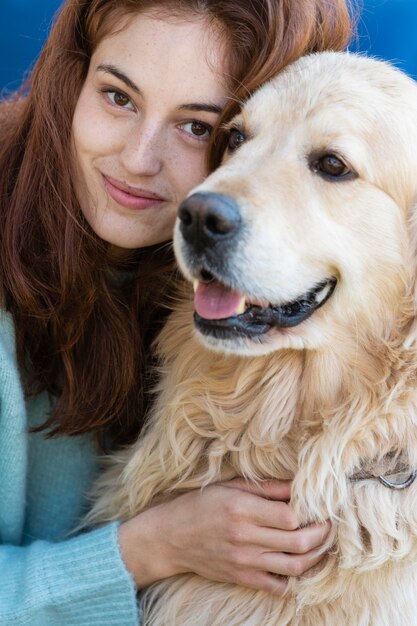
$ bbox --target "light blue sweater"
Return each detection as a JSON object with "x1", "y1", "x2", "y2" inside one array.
[{"x1": 0, "y1": 310, "x2": 140, "y2": 625}]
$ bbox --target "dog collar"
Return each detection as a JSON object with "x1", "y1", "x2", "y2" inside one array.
[{"x1": 350, "y1": 457, "x2": 417, "y2": 490}]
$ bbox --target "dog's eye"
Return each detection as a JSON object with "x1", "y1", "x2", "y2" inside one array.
[
  {"x1": 228, "y1": 128, "x2": 246, "y2": 152},
  {"x1": 311, "y1": 154, "x2": 355, "y2": 180}
]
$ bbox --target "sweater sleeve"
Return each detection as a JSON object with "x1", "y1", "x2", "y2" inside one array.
[{"x1": 0, "y1": 522, "x2": 141, "y2": 626}]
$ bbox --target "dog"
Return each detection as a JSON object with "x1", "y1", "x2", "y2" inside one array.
[{"x1": 87, "y1": 52, "x2": 417, "y2": 625}]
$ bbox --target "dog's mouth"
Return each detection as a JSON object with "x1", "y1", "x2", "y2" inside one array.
[{"x1": 193, "y1": 272, "x2": 337, "y2": 339}]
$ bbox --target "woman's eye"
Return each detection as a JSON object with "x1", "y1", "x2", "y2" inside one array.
[
  {"x1": 228, "y1": 128, "x2": 246, "y2": 152},
  {"x1": 180, "y1": 121, "x2": 212, "y2": 140},
  {"x1": 104, "y1": 90, "x2": 135, "y2": 111},
  {"x1": 311, "y1": 154, "x2": 355, "y2": 180}
]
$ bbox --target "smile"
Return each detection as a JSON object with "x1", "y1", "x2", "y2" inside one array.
[
  {"x1": 103, "y1": 175, "x2": 166, "y2": 211},
  {"x1": 193, "y1": 276, "x2": 337, "y2": 339}
]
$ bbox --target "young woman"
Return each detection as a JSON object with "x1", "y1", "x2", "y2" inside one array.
[{"x1": 0, "y1": 1, "x2": 353, "y2": 624}]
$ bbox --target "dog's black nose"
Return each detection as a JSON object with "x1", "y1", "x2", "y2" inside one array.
[{"x1": 178, "y1": 192, "x2": 241, "y2": 248}]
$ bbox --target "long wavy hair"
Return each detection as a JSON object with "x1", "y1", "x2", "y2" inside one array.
[{"x1": 0, "y1": 0, "x2": 354, "y2": 448}]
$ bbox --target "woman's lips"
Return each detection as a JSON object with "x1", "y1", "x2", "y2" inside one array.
[{"x1": 103, "y1": 176, "x2": 166, "y2": 210}]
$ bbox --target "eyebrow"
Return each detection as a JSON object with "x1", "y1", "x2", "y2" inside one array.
[
  {"x1": 97, "y1": 64, "x2": 141, "y2": 93},
  {"x1": 177, "y1": 102, "x2": 223, "y2": 115},
  {"x1": 96, "y1": 63, "x2": 224, "y2": 115}
]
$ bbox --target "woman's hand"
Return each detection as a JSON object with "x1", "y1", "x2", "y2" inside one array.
[{"x1": 118, "y1": 479, "x2": 330, "y2": 594}]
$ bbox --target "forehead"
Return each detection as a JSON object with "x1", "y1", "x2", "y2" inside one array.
[{"x1": 90, "y1": 12, "x2": 229, "y2": 99}]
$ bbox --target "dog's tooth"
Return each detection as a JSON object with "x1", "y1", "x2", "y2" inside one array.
[
  {"x1": 193, "y1": 279, "x2": 199, "y2": 293},
  {"x1": 235, "y1": 296, "x2": 246, "y2": 315}
]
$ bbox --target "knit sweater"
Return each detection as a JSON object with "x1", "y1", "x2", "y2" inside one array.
[{"x1": 0, "y1": 310, "x2": 140, "y2": 625}]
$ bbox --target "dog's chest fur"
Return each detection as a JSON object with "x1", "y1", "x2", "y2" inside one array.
[
  {"x1": 88, "y1": 296, "x2": 417, "y2": 625},
  {"x1": 143, "y1": 299, "x2": 417, "y2": 521},
  {"x1": 106, "y1": 299, "x2": 417, "y2": 626}
]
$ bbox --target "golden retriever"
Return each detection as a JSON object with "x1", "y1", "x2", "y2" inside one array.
[{"x1": 88, "y1": 52, "x2": 417, "y2": 625}]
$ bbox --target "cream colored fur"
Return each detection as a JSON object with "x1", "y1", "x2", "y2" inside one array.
[{"x1": 87, "y1": 53, "x2": 417, "y2": 625}]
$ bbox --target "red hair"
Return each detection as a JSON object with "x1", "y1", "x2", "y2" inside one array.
[{"x1": 0, "y1": 0, "x2": 355, "y2": 448}]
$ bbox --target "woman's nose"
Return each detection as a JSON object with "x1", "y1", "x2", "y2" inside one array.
[{"x1": 120, "y1": 122, "x2": 164, "y2": 176}]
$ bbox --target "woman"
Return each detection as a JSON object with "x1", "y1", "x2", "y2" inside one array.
[{"x1": 0, "y1": 1, "x2": 353, "y2": 624}]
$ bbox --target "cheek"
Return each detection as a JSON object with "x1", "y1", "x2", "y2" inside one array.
[
  {"x1": 167, "y1": 143, "x2": 209, "y2": 199},
  {"x1": 72, "y1": 98, "x2": 120, "y2": 162}
]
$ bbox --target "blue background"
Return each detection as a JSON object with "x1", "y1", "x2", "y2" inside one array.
[
  {"x1": 0, "y1": 0, "x2": 417, "y2": 92},
  {"x1": 357, "y1": 0, "x2": 417, "y2": 76}
]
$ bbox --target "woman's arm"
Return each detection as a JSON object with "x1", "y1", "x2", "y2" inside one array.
[
  {"x1": 0, "y1": 311, "x2": 139, "y2": 625},
  {"x1": 119, "y1": 479, "x2": 330, "y2": 594},
  {"x1": 0, "y1": 524, "x2": 139, "y2": 626}
]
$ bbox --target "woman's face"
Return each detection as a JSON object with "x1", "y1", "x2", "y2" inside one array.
[{"x1": 72, "y1": 12, "x2": 229, "y2": 251}]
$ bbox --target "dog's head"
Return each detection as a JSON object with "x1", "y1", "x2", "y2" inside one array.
[{"x1": 173, "y1": 52, "x2": 417, "y2": 356}]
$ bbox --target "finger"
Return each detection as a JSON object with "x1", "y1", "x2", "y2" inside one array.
[
  {"x1": 250, "y1": 498, "x2": 300, "y2": 531},
  {"x1": 258, "y1": 546, "x2": 326, "y2": 578},
  {"x1": 220, "y1": 489, "x2": 300, "y2": 531},
  {"x1": 219, "y1": 478, "x2": 292, "y2": 502},
  {"x1": 249, "y1": 521, "x2": 331, "y2": 553},
  {"x1": 237, "y1": 570, "x2": 288, "y2": 596}
]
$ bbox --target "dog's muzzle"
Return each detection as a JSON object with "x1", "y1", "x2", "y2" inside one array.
[
  {"x1": 178, "y1": 191, "x2": 242, "y2": 254},
  {"x1": 194, "y1": 277, "x2": 337, "y2": 339},
  {"x1": 177, "y1": 191, "x2": 337, "y2": 340},
  {"x1": 177, "y1": 191, "x2": 243, "y2": 280}
]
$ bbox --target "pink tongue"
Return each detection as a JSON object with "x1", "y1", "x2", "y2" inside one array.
[{"x1": 194, "y1": 281, "x2": 244, "y2": 320}]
